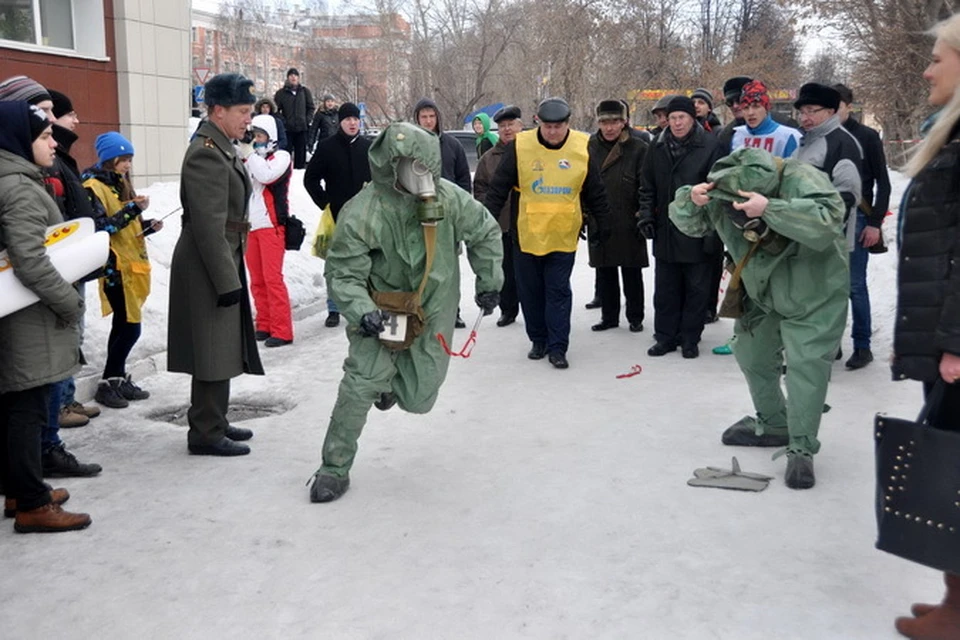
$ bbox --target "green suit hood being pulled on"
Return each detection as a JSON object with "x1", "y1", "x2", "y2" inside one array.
[{"x1": 669, "y1": 147, "x2": 849, "y2": 319}]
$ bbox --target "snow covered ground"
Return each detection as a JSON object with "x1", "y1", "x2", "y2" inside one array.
[{"x1": 1, "y1": 170, "x2": 940, "y2": 639}]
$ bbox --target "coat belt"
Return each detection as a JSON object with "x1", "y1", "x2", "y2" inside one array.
[{"x1": 224, "y1": 220, "x2": 251, "y2": 233}]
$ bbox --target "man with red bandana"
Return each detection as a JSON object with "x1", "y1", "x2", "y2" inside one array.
[{"x1": 731, "y1": 80, "x2": 802, "y2": 159}]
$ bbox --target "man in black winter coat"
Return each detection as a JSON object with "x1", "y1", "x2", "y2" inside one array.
[
  {"x1": 273, "y1": 68, "x2": 315, "y2": 170},
  {"x1": 304, "y1": 102, "x2": 372, "y2": 328},
  {"x1": 637, "y1": 96, "x2": 722, "y2": 359},
  {"x1": 413, "y1": 98, "x2": 471, "y2": 192},
  {"x1": 836, "y1": 83, "x2": 889, "y2": 370}
]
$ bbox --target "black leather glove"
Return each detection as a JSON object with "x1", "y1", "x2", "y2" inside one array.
[
  {"x1": 589, "y1": 226, "x2": 611, "y2": 246},
  {"x1": 637, "y1": 219, "x2": 656, "y2": 240},
  {"x1": 358, "y1": 310, "x2": 385, "y2": 337},
  {"x1": 475, "y1": 291, "x2": 500, "y2": 316},
  {"x1": 217, "y1": 288, "x2": 244, "y2": 307}
]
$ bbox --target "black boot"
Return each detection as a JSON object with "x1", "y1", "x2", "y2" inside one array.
[
  {"x1": 95, "y1": 378, "x2": 128, "y2": 409},
  {"x1": 42, "y1": 444, "x2": 102, "y2": 478},
  {"x1": 325, "y1": 312, "x2": 340, "y2": 328},
  {"x1": 496, "y1": 313, "x2": 517, "y2": 327},
  {"x1": 119, "y1": 374, "x2": 150, "y2": 401},
  {"x1": 188, "y1": 437, "x2": 250, "y2": 456},
  {"x1": 225, "y1": 425, "x2": 254, "y2": 441},
  {"x1": 374, "y1": 392, "x2": 397, "y2": 411},
  {"x1": 721, "y1": 416, "x2": 789, "y2": 447},
  {"x1": 527, "y1": 343, "x2": 547, "y2": 360},
  {"x1": 584, "y1": 297, "x2": 601, "y2": 310},
  {"x1": 845, "y1": 348, "x2": 874, "y2": 370},
  {"x1": 785, "y1": 452, "x2": 815, "y2": 489},
  {"x1": 455, "y1": 313, "x2": 466, "y2": 329},
  {"x1": 647, "y1": 342, "x2": 677, "y2": 357},
  {"x1": 591, "y1": 320, "x2": 618, "y2": 331},
  {"x1": 310, "y1": 473, "x2": 350, "y2": 503},
  {"x1": 255, "y1": 331, "x2": 270, "y2": 341},
  {"x1": 548, "y1": 352, "x2": 569, "y2": 369}
]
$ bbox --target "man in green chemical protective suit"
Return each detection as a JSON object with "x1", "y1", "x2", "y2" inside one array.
[
  {"x1": 309, "y1": 121, "x2": 504, "y2": 503},
  {"x1": 669, "y1": 147, "x2": 849, "y2": 490}
]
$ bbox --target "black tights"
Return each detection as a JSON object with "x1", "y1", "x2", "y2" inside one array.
[{"x1": 102, "y1": 282, "x2": 141, "y2": 379}]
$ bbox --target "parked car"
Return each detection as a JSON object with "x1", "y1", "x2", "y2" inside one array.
[{"x1": 447, "y1": 130, "x2": 482, "y2": 174}]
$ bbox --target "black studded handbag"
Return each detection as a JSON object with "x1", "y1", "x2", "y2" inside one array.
[{"x1": 875, "y1": 381, "x2": 960, "y2": 574}]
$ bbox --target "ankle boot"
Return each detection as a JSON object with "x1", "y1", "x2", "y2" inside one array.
[
  {"x1": 14, "y1": 503, "x2": 92, "y2": 533},
  {"x1": 896, "y1": 573, "x2": 960, "y2": 638},
  {"x1": 95, "y1": 377, "x2": 129, "y2": 409},
  {"x1": 4, "y1": 488, "x2": 70, "y2": 518}
]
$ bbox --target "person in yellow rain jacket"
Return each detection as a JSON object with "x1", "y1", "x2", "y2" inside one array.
[
  {"x1": 482, "y1": 97, "x2": 611, "y2": 369},
  {"x1": 82, "y1": 132, "x2": 161, "y2": 409}
]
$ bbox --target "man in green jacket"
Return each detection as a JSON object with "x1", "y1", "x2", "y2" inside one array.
[
  {"x1": 168, "y1": 73, "x2": 264, "y2": 457},
  {"x1": 669, "y1": 148, "x2": 848, "y2": 489},
  {"x1": 309, "y1": 122, "x2": 503, "y2": 503}
]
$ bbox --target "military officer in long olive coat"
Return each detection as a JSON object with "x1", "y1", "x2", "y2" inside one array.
[{"x1": 168, "y1": 73, "x2": 264, "y2": 456}]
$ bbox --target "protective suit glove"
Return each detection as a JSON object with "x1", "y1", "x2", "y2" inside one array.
[
  {"x1": 217, "y1": 288, "x2": 244, "y2": 308},
  {"x1": 358, "y1": 310, "x2": 385, "y2": 337},
  {"x1": 637, "y1": 218, "x2": 656, "y2": 240},
  {"x1": 475, "y1": 291, "x2": 500, "y2": 316}
]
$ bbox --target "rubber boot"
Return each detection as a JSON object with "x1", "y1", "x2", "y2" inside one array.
[{"x1": 896, "y1": 573, "x2": 960, "y2": 639}]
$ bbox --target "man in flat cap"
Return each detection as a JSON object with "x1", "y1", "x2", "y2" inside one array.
[
  {"x1": 585, "y1": 99, "x2": 649, "y2": 334},
  {"x1": 483, "y1": 97, "x2": 611, "y2": 369},
  {"x1": 168, "y1": 73, "x2": 264, "y2": 457},
  {"x1": 473, "y1": 105, "x2": 524, "y2": 327}
]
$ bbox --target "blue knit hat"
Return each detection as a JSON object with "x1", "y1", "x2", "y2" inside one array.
[{"x1": 95, "y1": 131, "x2": 134, "y2": 164}]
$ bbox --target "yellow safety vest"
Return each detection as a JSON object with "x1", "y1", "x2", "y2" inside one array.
[
  {"x1": 83, "y1": 178, "x2": 151, "y2": 323},
  {"x1": 515, "y1": 128, "x2": 589, "y2": 255}
]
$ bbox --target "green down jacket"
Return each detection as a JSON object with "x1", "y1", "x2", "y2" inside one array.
[
  {"x1": 0, "y1": 149, "x2": 83, "y2": 393},
  {"x1": 325, "y1": 120, "x2": 503, "y2": 339},
  {"x1": 669, "y1": 147, "x2": 849, "y2": 319}
]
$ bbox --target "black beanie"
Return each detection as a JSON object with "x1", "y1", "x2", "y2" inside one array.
[
  {"x1": 666, "y1": 96, "x2": 696, "y2": 119},
  {"x1": 338, "y1": 102, "x2": 361, "y2": 120},
  {"x1": 287, "y1": 68, "x2": 300, "y2": 77},
  {"x1": 28, "y1": 104, "x2": 50, "y2": 140},
  {"x1": 48, "y1": 89, "x2": 74, "y2": 119}
]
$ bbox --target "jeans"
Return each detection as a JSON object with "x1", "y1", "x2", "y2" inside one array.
[
  {"x1": 849, "y1": 212, "x2": 872, "y2": 350},
  {"x1": 41, "y1": 379, "x2": 66, "y2": 452}
]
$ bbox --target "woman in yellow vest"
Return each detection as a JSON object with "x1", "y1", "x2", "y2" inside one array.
[{"x1": 82, "y1": 132, "x2": 161, "y2": 408}]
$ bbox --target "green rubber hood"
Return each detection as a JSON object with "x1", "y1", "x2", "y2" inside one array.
[
  {"x1": 368, "y1": 121, "x2": 443, "y2": 192},
  {"x1": 707, "y1": 147, "x2": 784, "y2": 203}
]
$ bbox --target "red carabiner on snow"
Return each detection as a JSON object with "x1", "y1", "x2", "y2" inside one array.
[
  {"x1": 437, "y1": 312, "x2": 483, "y2": 358},
  {"x1": 616, "y1": 364, "x2": 643, "y2": 379}
]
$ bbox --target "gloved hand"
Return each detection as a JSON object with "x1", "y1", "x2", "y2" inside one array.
[
  {"x1": 475, "y1": 291, "x2": 500, "y2": 316},
  {"x1": 235, "y1": 141, "x2": 255, "y2": 160},
  {"x1": 217, "y1": 288, "x2": 244, "y2": 307},
  {"x1": 637, "y1": 218, "x2": 656, "y2": 240},
  {"x1": 358, "y1": 310, "x2": 385, "y2": 337},
  {"x1": 589, "y1": 226, "x2": 611, "y2": 246}
]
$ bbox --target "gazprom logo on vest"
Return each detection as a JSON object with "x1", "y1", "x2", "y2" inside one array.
[{"x1": 531, "y1": 177, "x2": 572, "y2": 195}]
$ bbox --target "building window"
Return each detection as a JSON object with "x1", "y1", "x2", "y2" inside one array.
[
  {"x1": 0, "y1": 0, "x2": 104, "y2": 57},
  {"x1": 1, "y1": 0, "x2": 71, "y2": 48}
]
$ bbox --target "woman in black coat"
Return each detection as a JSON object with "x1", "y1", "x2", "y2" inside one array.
[{"x1": 891, "y1": 13, "x2": 960, "y2": 639}]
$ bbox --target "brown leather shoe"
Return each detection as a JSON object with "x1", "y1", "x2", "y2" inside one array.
[
  {"x1": 14, "y1": 503, "x2": 91, "y2": 533},
  {"x1": 3, "y1": 487, "x2": 70, "y2": 518},
  {"x1": 58, "y1": 406, "x2": 90, "y2": 428},
  {"x1": 66, "y1": 400, "x2": 101, "y2": 419}
]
